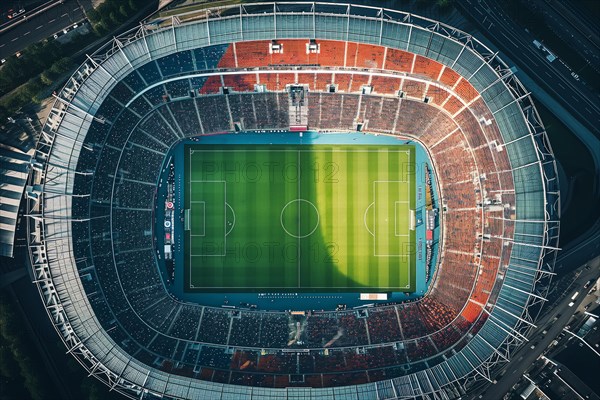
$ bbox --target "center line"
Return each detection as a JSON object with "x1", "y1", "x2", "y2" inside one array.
[{"x1": 297, "y1": 150, "x2": 301, "y2": 288}]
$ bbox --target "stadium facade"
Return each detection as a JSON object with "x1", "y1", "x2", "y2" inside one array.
[{"x1": 25, "y1": 3, "x2": 560, "y2": 399}]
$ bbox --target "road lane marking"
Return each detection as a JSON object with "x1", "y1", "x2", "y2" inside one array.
[
  {"x1": 23, "y1": 31, "x2": 30, "y2": 36},
  {"x1": 49, "y1": 18, "x2": 55, "y2": 22},
  {"x1": 499, "y1": 31, "x2": 520, "y2": 49},
  {"x1": 11, "y1": 37, "x2": 18, "y2": 41},
  {"x1": 36, "y1": 25, "x2": 43, "y2": 29}
]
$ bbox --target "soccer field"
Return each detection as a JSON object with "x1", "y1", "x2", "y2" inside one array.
[{"x1": 183, "y1": 144, "x2": 416, "y2": 292}]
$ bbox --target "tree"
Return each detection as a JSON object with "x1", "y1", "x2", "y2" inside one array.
[
  {"x1": 129, "y1": 0, "x2": 139, "y2": 11},
  {"x1": 120, "y1": 4, "x2": 129, "y2": 17},
  {"x1": 87, "y1": 8, "x2": 100, "y2": 23}
]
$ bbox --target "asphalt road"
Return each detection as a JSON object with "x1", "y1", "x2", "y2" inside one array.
[
  {"x1": 477, "y1": 261, "x2": 600, "y2": 400},
  {"x1": 0, "y1": 0, "x2": 85, "y2": 59},
  {"x1": 534, "y1": 0, "x2": 600, "y2": 72},
  {"x1": 460, "y1": 0, "x2": 600, "y2": 141}
]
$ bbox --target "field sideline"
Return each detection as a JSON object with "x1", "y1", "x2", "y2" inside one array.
[{"x1": 183, "y1": 144, "x2": 416, "y2": 292}]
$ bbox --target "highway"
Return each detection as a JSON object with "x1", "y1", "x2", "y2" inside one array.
[
  {"x1": 474, "y1": 259, "x2": 600, "y2": 400},
  {"x1": 0, "y1": 0, "x2": 86, "y2": 60},
  {"x1": 533, "y1": 0, "x2": 600, "y2": 73},
  {"x1": 460, "y1": 0, "x2": 600, "y2": 141}
]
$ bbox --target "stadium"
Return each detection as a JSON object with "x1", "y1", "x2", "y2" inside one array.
[{"x1": 25, "y1": 3, "x2": 560, "y2": 399}]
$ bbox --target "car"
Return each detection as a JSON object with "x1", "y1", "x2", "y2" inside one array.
[
  {"x1": 63, "y1": 28, "x2": 68, "y2": 34},
  {"x1": 53, "y1": 34, "x2": 58, "y2": 39},
  {"x1": 7, "y1": 8, "x2": 25, "y2": 19},
  {"x1": 0, "y1": 59, "x2": 6, "y2": 64},
  {"x1": 73, "y1": 24, "x2": 78, "y2": 29}
]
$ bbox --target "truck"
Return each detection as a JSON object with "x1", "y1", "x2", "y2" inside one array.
[
  {"x1": 571, "y1": 291, "x2": 580, "y2": 301},
  {"x1": 532, "y1": 39, "x2": 557, "y2": 62}
]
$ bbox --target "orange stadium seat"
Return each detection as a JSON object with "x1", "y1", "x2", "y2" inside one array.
[
  {"x1": 384, "y1": 48, "x2": 414, "y2": 73},
  {"x1": 277, "y1": 73, "x2": 296, "y2": 90},
  {"x1": 217, "y1": 44, "x2": 236, "y2": 68},
  {"x1": 298, "y1": 73, "x2": 317, "y2": 90},
  {"x1": 460, "y1": 302, "x2": 482, "y2": 323},
  {"x1": 333, "y1": 73, "x2": 352, "y2": 92},
  {"x1": 349, "y1": 73, "x2": 370, "y2": 92},
  {"x1": 413, "y1": 55, "x2": 443, "y2": 80},
  {"x1": 402, "y1": 80, "x2": 426, "y2": 99},
  {"x1": 439, "y1": 66, "x2": 461, "y2": 87},
  {"x1": 454, "y1": 78, "x2": 479, "y2": 103},
  {"x1": 199, "y1": 75, "x2": 222, "y2": 94},
  {"x1": 344, "y1": 41, "x2": 359, "y2": 67},
  {"x1": 314, "y1": 72, "x2": 332, "y2": 91},
  {"x1": 223, "y1": 74, "x2": 257, "y2": 92},
  {"x1": 258, "y1": 73, "x2": 278, "y2": 91},
  {"x1": 317, "y1": 40, "x2": 346, "y2": 66},
  {"x1": 270, "y1": 39, "x2": 311, "y2": 65},
  {"x1": 425, "y1": 85, "x2": 451, "y2": 106},
  {"x1": 234, "y1": 40, "x2": 271, "y2": 68},
  {"x1": 371, "y1": 75, "x2": 401, "y2": 95},
  {"x1": 355, "y1": 44, "x2": 385, "y2": 69},
  {"x1": 442, "y1": 95, "x2": 464, "y2": 115}
]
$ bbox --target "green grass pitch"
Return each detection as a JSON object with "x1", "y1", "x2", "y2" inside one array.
[{"x1": 183, "y1": 144, "x2": 416, "y2": 292}]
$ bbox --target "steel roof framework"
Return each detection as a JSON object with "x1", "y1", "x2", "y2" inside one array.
[{"x1": 26, "y1": 3, "x2": 560, "y2": 399}]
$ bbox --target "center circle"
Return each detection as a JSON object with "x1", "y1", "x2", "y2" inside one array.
[{"x1": 280, "y1": 199, "x2": 320, "y2": 239}]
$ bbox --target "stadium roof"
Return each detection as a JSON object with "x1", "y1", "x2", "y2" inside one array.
[{"x1": 0, "y1": 144, "x2": 32, "y2": 257}]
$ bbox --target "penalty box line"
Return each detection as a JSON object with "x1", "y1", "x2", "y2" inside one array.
[
  {"x1": 188, "y1": 153, "x2": 228, "y2": 287},
  {"x1": 372, "y1": 179, "x2": 412, "y2": 289},
  {"x1": 373, "y1": 180, "x2": 411, "y2": 257},
  {"x1": 190, "y1": 180, "x2": 227, "y2": 257}
]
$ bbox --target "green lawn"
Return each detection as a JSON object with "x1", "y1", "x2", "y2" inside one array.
[{"x1": 184, "y1": 144, "x2": 415, "y2": 292}]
